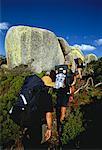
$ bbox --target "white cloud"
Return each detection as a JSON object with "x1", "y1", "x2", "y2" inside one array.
[
  {"x1": 0, "y1": 22, "x2": 9, "y2": 30},
  {"x1": 95, "y1": 39, "x2": 102, "y2": 46},
  {"x1": 73, "y1": 44, "x2": 96, "y2": 51},
  {"x1": 0, "y1": 22, "x2": 9, "y2": 34}
]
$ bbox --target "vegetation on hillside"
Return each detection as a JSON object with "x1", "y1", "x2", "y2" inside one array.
[
  {"x1": 0, "y1": 55, "x2": 7, "y2": 65},
  {"x1": 0, "y1": 56, "x2": 102, "y2": 149}
]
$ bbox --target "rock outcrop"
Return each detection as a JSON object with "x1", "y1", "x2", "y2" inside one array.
[
  {"x1": 5, "y1": 26, "x2": 64, "y2": 73},
  {"x1": 58, "y1": 37, "x2": 71, "y2": 55},
  {"x1": 65, "y1": 47, "x2": 84, "y2": 72},
  {"x1": 85, "y1": 53, "x2": 98, "y2": 64}
]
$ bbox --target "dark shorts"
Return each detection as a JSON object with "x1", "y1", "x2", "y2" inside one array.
[{"x1": 56, "y1": 88, "x2": 69, "y2": 107}]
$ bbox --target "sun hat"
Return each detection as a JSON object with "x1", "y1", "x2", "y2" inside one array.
[{"x1": 42, "y1": 76, "x2": 55, "y2": 87}]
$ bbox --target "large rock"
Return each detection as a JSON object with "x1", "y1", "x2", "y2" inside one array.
[
  {"x1": 85, "y1": 53, "x2": 98, "y2": 64},
  {"x1": 5, "y1": 26, "x2": 64, "y2": 73},
  {"x1": 65, "y1": 47, "x2": 84, "y2": 72},
  {"x1": 58, "y1": 37, "x2": 71, "y2": 55}
]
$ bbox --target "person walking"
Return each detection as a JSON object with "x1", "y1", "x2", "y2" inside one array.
[
  {"x1": 54, "y1": 64, "x2": 75, "y2": 147},
  {"x1": 22, "y1": 74, "x2": 54, "y2": 150}
]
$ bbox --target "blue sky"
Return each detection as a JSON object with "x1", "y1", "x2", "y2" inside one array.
[{"x1": 0, "y1": 0, "x2": 102, "y2": 57}]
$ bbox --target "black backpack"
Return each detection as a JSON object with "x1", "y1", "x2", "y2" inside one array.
[{"x1": 9, "y1": 74, "x2": 45, "y2": 128}]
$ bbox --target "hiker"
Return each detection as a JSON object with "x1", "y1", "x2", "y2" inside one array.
[
  {"x1": 54, "y1": 64, "x2": 75, "y2": 146},
  {"x1": 24, "y1": 76, "x2": 54, "y2": 149},
  {"x1": 67, "y1": 63, "x2": 76, "y2": 106},
  {"x1": 9, "y1": 74, "x2": 54, "y2": 149},
  {"x1": 55, "y1": 64, "x2": 75, "y2": 121},
  {"x1": 74, "y1": 58, "x2": 83, "y2": 79}
]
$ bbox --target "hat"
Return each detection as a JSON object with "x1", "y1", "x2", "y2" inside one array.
[{"x1": 42, "y1": 76, "x2": 55, "y2": 87}]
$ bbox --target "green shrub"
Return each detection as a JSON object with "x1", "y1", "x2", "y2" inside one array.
[
  {"x1": 36, "y1": 71, "x2": 46, "y2": 78},
  {"x1": 0, "y1": 67, "x2": 31, "y2": 146},
  {"x1": 61, "y1": 107, "x2": 85, "y2": 144}
]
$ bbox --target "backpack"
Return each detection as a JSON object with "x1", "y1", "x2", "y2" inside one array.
[
  {"x1": 55, "y1": 64, "x2": 74, "y2": 90},
  {"x1": 74, "y1": 58, "x2": 83, "y2": 68},
  {"x1": 55, "y1": 65, "x2": 68, "y2": 89},
  {"x1": 9, "y1": 74, "x2": 45, "y2": 128}
]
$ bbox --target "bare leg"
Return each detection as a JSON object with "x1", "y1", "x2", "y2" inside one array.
[
  {"x1": 78, "y1": 68, "x2": 82, "y2": 79},
  {"x1": 60, "y1": 106, "x2": 66, "y2": 122}
]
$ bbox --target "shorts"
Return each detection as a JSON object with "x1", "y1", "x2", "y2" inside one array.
[{"x1": 56, "y1": 88, "x2": 69, "y2": 107}]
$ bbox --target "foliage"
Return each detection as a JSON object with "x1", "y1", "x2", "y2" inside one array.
[
  {"x1": 0, "y1": 66, "x2": 32, "y2": 146},
  {"x1": 0, "y1": 55, "x2": 7, "y2": 65},
  {"x1": 61, "y1": 107, "x2": 85, "y2": 144},
  {"x1": 36, "y1": 71, "x2": 46, "y2": 78},
  {"x1": 87, "y1": 87, "x2": 102, "y2": 102},
  {"x1": 83, "y1": 57, "x2": 102, "y2": 84},
  {"x1": 90, "y1": 57, "x2": 102, "y2": 84},
  {"x1": 74, "y1": 86, "x2": 102, "y2": 105},
  {"x1": 74, "y1": 90, "x2": 90, "y2": 105}
]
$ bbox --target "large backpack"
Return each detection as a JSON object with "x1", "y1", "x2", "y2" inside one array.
[
  {"x1": 55, "y1": 65, "x2": 67, "y2": 89},
  {"x1": 55, "y1": 64, "x2": 74, "y2": 90},
  {"x1": 9, "y1": 74, "x2": 45, "y2": 128}
]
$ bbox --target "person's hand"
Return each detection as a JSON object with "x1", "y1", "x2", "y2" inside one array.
[{"x1": 44, "y1": 129, "x2": 52, "y2": 141}]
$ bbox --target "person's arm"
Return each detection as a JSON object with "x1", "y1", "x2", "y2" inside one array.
[
  {"x1": 44, "y1": 112, "x2": 52, "y2": 141},
  {"x1": 68, "y1": 86, "x2": 73, "y2": 103},
  {"x1": 71, "y1": 75, "x2": 76, "y2": 86}
]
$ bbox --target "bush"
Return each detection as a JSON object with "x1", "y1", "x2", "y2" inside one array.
[
  {"x1": 61, "y1": 107, "x2": 85, "y2": 145},
  {"x1": 0, "y1": 55, "x2": 7, "y2": 65},
  {"x1": 84, "y1": 57, "x2": 102, "y2": 84},
  {"x1": 0, "y1": 66, "x2": 31, "y2": 147}
]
